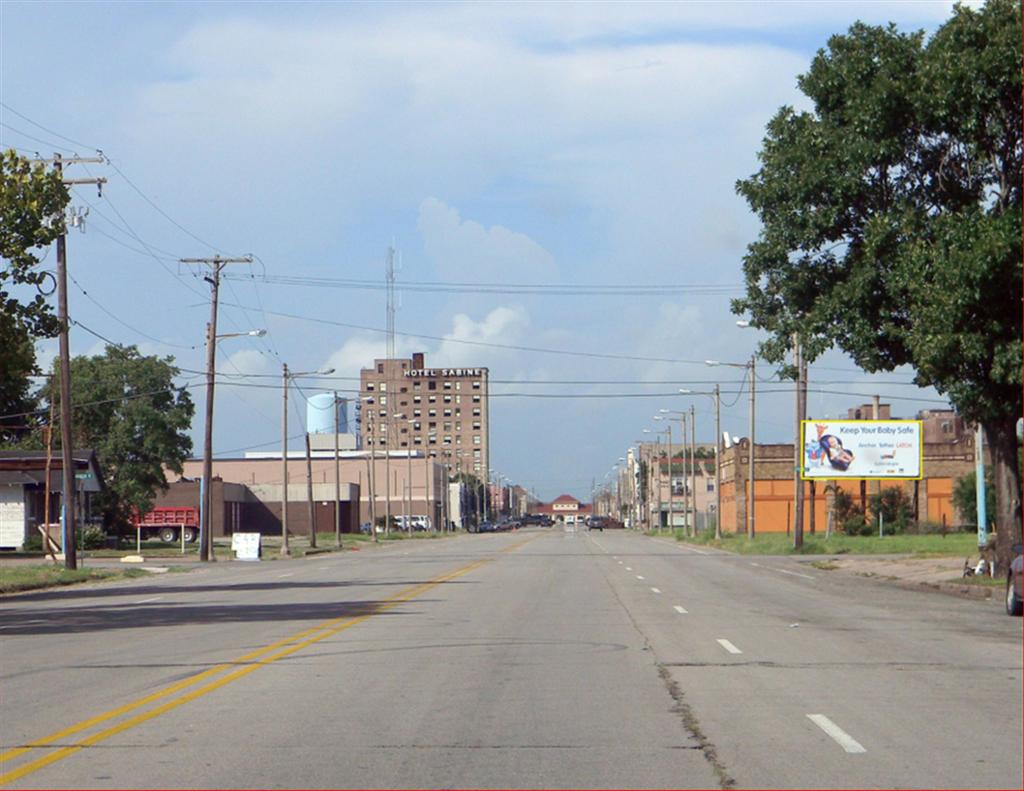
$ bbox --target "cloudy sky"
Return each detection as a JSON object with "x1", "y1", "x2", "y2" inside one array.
[{"x1": 2, "y1": 1, "x2": 964, "y2": 501}]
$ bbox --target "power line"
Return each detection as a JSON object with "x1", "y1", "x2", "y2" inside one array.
[
  {"x1": 220, "y1": 302, "x2": 715, "y2": 366},
  {"x1": 224, "y1": 271, "x2": 742, "y2": 297},
  {"x1": 0, "y1": 102, "x2": 98, "y2": 151}
]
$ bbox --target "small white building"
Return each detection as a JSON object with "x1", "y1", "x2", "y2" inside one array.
[{"x1": 0, "y1": 450, "x2": 104, "y2": 549}]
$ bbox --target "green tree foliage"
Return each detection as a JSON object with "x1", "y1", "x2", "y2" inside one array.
[
  {"x1": 41, "y1": 345, "x2": 194, "y2": 530},
  {"x1": 1, "y1": 150, "x2": 68, "y2": 441},
  {"x1": 0, "y1": 312, "x2": 39, "y2": 445},
  {"x1": 1, "y1": 149, "x2": 67, "y2": 338},
  {"x1": 952, "y1": 470, "x2": 996, "y2": 528},
  {"x1": 734, "y1": 0, "x2": 1021, "y2": 569}
]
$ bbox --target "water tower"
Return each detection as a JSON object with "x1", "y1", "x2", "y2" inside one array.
[{"x1": 306, "y1": 393, "x2": 347, "y2": 435}]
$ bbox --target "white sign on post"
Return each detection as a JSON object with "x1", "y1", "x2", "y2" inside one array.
[{"x1": 231, "y1": 532, "x2": 261, "y2": 561}]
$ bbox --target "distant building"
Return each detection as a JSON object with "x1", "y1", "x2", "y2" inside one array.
[{"x1": 536, "y1": 494, "x2": 592, "y2": 525}]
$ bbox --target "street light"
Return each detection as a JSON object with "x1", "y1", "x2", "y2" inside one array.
[
  {"x1": 677, "y1": 388, "x2": 723, "y2": 539},
  {"x1": 199, "y1": 327, "x2": 266, "y2": 563},
  {"x1": 281, "y1": 364, "x2": 334, "y2": 556},
  {"x1": 705, "y1": 355, "x2": 756, "y2": 538}
]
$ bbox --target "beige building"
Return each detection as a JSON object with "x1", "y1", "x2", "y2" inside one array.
[{"x1": 359, "y1": 352, "x2": 489, "y2": 480}]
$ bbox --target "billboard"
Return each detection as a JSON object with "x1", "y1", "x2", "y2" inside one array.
[{"x1": 801, "y1": 420, "x2": 922, "y2": 480}]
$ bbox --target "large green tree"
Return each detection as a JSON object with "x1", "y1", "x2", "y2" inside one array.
[
  {"x1": 1, "y1": 150, "x2": 69, "y2": 438},
  {"x1": 734, "y1": 1, "x2": 1021, "y2": 570},
  {"x1": 42, "y1": 345, "x2": 194, "y2": 530}
]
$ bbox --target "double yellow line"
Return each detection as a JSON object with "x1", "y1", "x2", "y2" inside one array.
[{"x1": 0, "y1": 557, "x2": 491, "y2": 786}]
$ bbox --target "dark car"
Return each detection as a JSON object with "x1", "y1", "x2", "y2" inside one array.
[
  {"x1": 1007, "y1": 545, "x2": 1022, "y2": 616},
  {"x1": 477, "y1": 521, "x2": 495, "y2": 533},
  {"x1": 588, "y1": 516, "x2": 606, "y2": 531}
]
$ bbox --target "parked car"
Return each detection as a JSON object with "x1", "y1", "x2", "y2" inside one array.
[
  {"x1": 588, "y1": 516, "x2": 606, "y2": 531},
  {"x1": 477, "y1": 521, "x2": 495, "y2": 533},
  {"x1": 1007, "y1": 544, "x2": 1022, "y2": 616}
]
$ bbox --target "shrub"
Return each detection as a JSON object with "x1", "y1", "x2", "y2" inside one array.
[
  {"x1": 869, "y1": 487, "x2": 913, "y2": 534},
  {"x1": 80, "y1": 526, "x2": 107, "y2": 550},
  {"x1": 23, "y1": 531, "x2": 43, "y2": 551}
]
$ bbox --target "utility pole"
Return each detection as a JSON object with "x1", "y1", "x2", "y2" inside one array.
[
  {"x1": 690, "y1": 405, "x2": 697, "y2": 535},
  {"x1": 282, "y1": 363, "x2": 291, "y2": 555},
  {"x1": 305, "y1": 431, "x2": 316, "y2": 548},
  {"x1": 793, "y1": 334, "x2": 806, "y2": 549},
  {"x1": 748, "y1": 355, "x2": 756, "y2": 539},
  {"x1": 181, "y1": 255, "x2": 253, "y2": 562},
  {"x1": 334, "y1": 393, "x2": 341, "y2": 548},
  {"x1": 51, "y1": 154, "x2": 106, "y2": 569},
  {"x1": 714, "y1": 385, "x2": 722, "y2": 539}
]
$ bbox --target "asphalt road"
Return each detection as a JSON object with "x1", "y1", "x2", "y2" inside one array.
[{"x1": 1, "y1": 528, "x2": 1020, "y2": 789}]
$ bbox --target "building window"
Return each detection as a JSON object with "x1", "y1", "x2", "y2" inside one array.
[
  {"x1": 413, "y1": 396, "x2": 421, "y2": 404},
  {"x1": 380, "y1": 382, "x2": 386, "y2": 391},
  {"x1": 473, "y1": 435, "x2": 481, "y2": 445},
  {"x1": 378, "y1": 409, "x2": 386, "y2": 418},
  {"x1": 444, "y1": 395, "x2": 452, "y2": 403},
  {"x1": 444, "y1": 409, "x2": 452, "y2": 417},
  {"x1": 413, "y1": 381, "x2": 421, "y2": 389},
  {"x1": 473, "y1": 396, "x2": 481, "y2": 403},
  {"x1": 365, "y1": 398, "x2": 375, "y2": 405},
  {"x1": 428, "y1": 381, "x2": 437, "y2": 390},
  {"x1": 443, "y1": 382, "x2": 452, "y2": 390},
  {"x1": 377, "y1": 363, "x2": 384, "y2": 374},
  {"x1": 413, "y1": 409, "x2": 421, "y2": 417},
  {"x1": 455, "y1": 408, "x2": 461, "y2": 416},
  {"x1": 473, "y1": 381, "x2": 481, "y2": 389},
  {"x1": 473, "y1": 422, "x2": 481, "y2": 430},
  {"x1": 428, "y1": 409, "x2": 437, "y2": 417},
  {"x1": 455, "y1": 381, "x2": 462, "y2": 390},
  {"x1": 444, "y1": 436, "x2": 452, "y2": 445},
  {"x1": 414, "y1": 437, "x2": 422, "y2": 445},
  {"x1": 456, "y1": 435, "x2": 462, "y2": 444},
  {"x1": 455, "y1": 395, "x2": 461, "y2": 404},
  {"x1": 473, "y1": 450, "x2": 481, "y2": 458},
  {"x1": 366, "y1": 383, "x2": 375, "y2": 391},
  {"x1": 429, "y1": 422, "x2": 436, "y2": 429},
  {"x1": 456, "y1": 423, "x2": 462, "y2": 431},
  {"x1": 473, "y1": 409, "x2": 481, "y2": 417},
  {"x1": 429, "y1": 396, "x2": 437, "y2": 403}
]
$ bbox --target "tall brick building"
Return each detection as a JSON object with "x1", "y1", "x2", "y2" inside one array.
[{"x1": 358, "y1": 352, "x2": 489, "y2": 479}]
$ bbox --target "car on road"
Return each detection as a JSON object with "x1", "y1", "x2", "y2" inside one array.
[
  {"x1": 1007, "y1": 544, "x2": 1022, "y2": 616},
  {"x1": 588, "y1": 516, "x2": 606, "y2": 531}
]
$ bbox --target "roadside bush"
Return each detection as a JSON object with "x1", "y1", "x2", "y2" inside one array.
[
  {"x1": 23, "y1": 531, "x2": 43, "y2": 551},
  {"x1": 80, "y1": 526, "x2": 107, "y2": 550},
  {"x1": 833, "y1": 490, "x2": 867, "y2": 535},
  {"x1": 869, "y1": 487, "x2": 913, "y2": 534}
]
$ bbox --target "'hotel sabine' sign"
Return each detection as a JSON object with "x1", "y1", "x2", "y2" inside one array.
[{"x1": 404, "y1": 368, "x2": 484, "y2": 378}]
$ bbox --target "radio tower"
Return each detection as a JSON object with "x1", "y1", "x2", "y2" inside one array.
[{"x1": 386, "y1": 244, "x2": 396, "y2": 361}]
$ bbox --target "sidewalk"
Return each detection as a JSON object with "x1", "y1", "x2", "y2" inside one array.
[{"x1": 803, "y1": 554, "x2": 1000, "y2": 600}]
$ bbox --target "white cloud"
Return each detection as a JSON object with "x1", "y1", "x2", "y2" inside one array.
[{"x1": 417, "y1": 198, "x2": 556, "y2": 280}]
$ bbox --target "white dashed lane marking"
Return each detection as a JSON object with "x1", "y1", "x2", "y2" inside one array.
[
  {"x1": 807, "y1": 714, "x2": 867, "y2": 754},
  {"x1": 650, "y1": 587, "x2": 661, "y2": 594},
  {"x1": 277, "y1": 573, "x2": 294, "y2": 578},
  {"x1": 717, "y1": 639, "x2": 743, "y2": 655},
  {"x1": 135, "y1": 597, "x2": 163, "y2": 604},
  {"x1": 636, "y1": 575, "x2": 645, "y2": 580},
  {"x1": 673, "y1": 605, "x2": 688, "y2": 614}
]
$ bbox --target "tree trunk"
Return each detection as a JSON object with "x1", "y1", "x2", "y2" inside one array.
[{"x1": 986, "y1": 417, "x2": 1022, "y2": 576}]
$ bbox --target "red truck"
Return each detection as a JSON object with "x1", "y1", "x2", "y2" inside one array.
[{"x1": 131, "y1": 507, "x2": 199, "y2": 543}]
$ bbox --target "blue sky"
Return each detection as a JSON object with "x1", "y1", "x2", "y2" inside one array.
[{"x1": 1, "y1": 1, "x2": 964, "y2": 500}]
